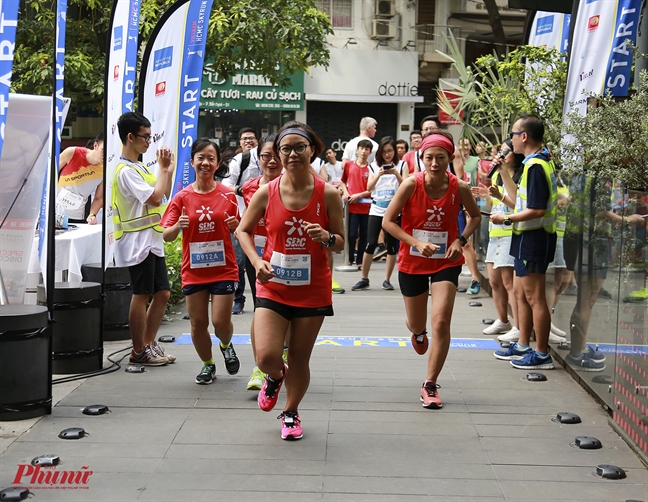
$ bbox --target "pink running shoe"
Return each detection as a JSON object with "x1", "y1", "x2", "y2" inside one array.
[
  {"x1": 411, "y1": 332, "x2": 429, "y2": 355},
  {"x1": 420, "y1": 380, "x2": 442, "y2": 409},
  {"x1": 278, "y1": 411, "x2": 303, "y2": 440},
  {"x1": 258, "y1": 364, "x2": 287, "y2": 412}
]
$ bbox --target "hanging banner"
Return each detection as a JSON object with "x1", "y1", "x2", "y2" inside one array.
[
  {"x1": 564, "y1": 0, "x2": 641, "y2": 118},
  {"x1": 0, "y1": 0, "x2": 19, "y2": 160},
  {"x1": 200, "y1": 63, "x2": 304, "y2": 111},
  {"x1": 528, "y1": 11, "x2": 571, "y2": 53},
  {"x1": 140, "y1": 0, "x2": 214, "y2": 197},
  {"x1": 0, "y1": 95, "x2": 52, "y2": 304},
  {"x1": 104, "y1": 0, "x2": 141, "y2": 267},
  {"x1": 603, "y1": 0, "x2": 641, "y2": 96},
  {"x1": 38, "y1": 0, "x2": 68, "y2": 285}
]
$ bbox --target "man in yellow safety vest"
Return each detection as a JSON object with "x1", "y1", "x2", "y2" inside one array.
[
  {"x1": 490, "y1": 114, "x2": 558, "y2": 370},
  {"x1": 113, "y1": 111, "x2": 175, "y2": 367}
]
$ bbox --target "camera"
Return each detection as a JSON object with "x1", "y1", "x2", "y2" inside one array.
[{"x1": 382, "y1": 164, "x2": 393, "y2": 169}]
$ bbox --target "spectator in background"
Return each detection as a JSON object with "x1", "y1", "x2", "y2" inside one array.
[
  {"x1": 342, "y1": 117, "x2": 378, "y2": 169},
  {"x1": 402, "y1": 130, "x2": 422, "y2": 175},
  {"x1": 223, "y1": 127, "x2": 260, "y2": 315},
  {"x1": 340, "y1": 139, "x2": 372, "y2": 267},
  {"x1": 57, "y1": 133, "x2": 104, "y2": 224},
  {"x1": 351, "y1": 136, "x2": 406, "y2": 291},
  {"x1": 324, "y1": 148, "x2": 343, "y2": 186},
  {"x1": 396, "y1": 139, "x2": 408, "y2": 160}
]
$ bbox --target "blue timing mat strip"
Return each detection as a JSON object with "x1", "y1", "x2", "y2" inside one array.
[{"x1": 170, "y1": 335, "x2": 648, "y2": 355}]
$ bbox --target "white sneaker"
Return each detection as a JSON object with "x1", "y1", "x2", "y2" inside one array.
[
  {"x1": 483, "y1": 319, "x2": 512, "y2": 335},
  {"x1": 551, "y1": 323, "x2": 567, "y2": 337},
  {"x1": 549, "y1": 331, "x2": 567, "y2": 344},
  {"x1": 497, "y1": 327, "x2": 520, "y2": 343}
]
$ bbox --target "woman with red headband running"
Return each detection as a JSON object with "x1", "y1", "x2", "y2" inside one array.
[
  {"x1": 383, "y1": 131, "x2": 481, "y2": 409},
  {"x1": 238, "y1": 121, "x2": 344, "y2": 440}
]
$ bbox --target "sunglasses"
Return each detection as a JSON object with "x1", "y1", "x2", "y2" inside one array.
[{"x1": 509, "y1": 131, "x2": 523, "y2": 139}]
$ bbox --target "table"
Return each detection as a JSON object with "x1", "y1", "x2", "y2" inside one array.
[{"x1": 28, "y1": 224, "x2": 103, "y2": 283}]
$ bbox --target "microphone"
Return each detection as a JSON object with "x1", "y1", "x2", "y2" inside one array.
[{"x1": 487, "y1": 146, "x2": 511, "y2": 179}]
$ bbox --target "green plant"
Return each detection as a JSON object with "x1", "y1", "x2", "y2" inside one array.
[
  {"x1": 164, "y1": 236, "x2": 184, "y2": 311},
  {"x1": 561, "y1": 70, "x2": 648, "y2": 190},
  {"x1": 13, "y1": 0, "x2": 332, "y2": 112},
  {"x1": 436, "y1": 33, "x2": 567, "y2": 158}
]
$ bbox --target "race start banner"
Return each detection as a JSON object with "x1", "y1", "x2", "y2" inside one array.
[
  {"x1": 104, "y1": 0, "x2": 141, "y2": 267},
  {"x1": 38, "y1": 0, "x2": 68, "y2": 285},
  {"x1": 0, "y1": 0, "x2": 19, "y2": 160},
  {"x1": 139, "y1": 0, "x2": 214, "y2": 197},
  {"x1": 564, "y1": 0, "x2": 641, "y2": 119}
]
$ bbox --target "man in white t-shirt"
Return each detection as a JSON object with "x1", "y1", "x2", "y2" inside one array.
[
  {"x1": 324, "y1": 148, "x2": 343, "y2": 185},
  {"x1": 222, "y1": 127, "x2": 260, "y2": 315},
  {"x1": 113, "y1": 111, "x2": 175, "y2": 366},
  {"x1": 341, "y1": 117, "x2": 379, "y2": 169}
]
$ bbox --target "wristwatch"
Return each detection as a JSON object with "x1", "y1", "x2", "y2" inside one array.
[
  {"x1": 458, "y1": 235, "x2": 467, "y2": 247},
  {"x1": 503, "y1": 216, "x2": 513, "y2": 226},
  {"x1": 324, "y1": 232, "x2": 337, "y2": 247}
]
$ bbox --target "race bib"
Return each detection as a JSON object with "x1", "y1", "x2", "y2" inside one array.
[
  {"x1": 410, "y1": 229, "x2": 447, "y2": 259},
  {"x1": 254, "y1": 234, "x2": 267, "y2": 257},
  {"x1": 190, "y1": 240, "x2": 225, "y2": 268},
  {"x1": 269, "y1": 252, "x2": 311, "y2": 285},
  {"x1": 376, "y1": 189, "x2": 395, "y2": 198},
  {"x1": 56, "y1": 188, "x2": 85, "y2": 211}
]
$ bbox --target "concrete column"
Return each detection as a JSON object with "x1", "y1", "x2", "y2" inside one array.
[{"x1": 396, "y1": 102, "x2": 415, "y2": 141}]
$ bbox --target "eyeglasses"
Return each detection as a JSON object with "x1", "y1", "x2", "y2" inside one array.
[
  {"x1": 259, "y1": 152, "x2": 279, "y2": 161},
  {"x1": 278, "y1": 143, "x2": 311, "y2": 156},
  {"x1": 240, "y1": 136, "x2": 257, "y2": 143},
  {"x1": 509, "y1": 131, "x2": 523, "y2": 139},
  {"x1": 135, "y1": 134, "x2": 152, "y2": 143}
]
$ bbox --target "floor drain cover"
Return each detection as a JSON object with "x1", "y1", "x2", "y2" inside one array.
[
  {"x1": 31, "y1": 454, "x2": 60, "y2": 466},
  {"x1": 0, "y1": 487, "x2": 30, "y2": 501},
  {"x1": 574, "y1": 436, "x2": 602, "y2": 449},
  {"x1": 58, "y1": 427, "x2": 86, "y2": 440},
  {"x1": 82, "y1": 404, "x2": 110, "y2": 415},
  {"x1": 552, "y1": 412, "x2": 581, "y2": 424},
  {"x1": 596, "y1": 464, "x2": 626, "y2": 479},
  {"x1": 526, "y1": 372, "x2": 547, "y2": 382}
]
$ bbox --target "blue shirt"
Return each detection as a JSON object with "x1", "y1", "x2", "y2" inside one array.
[{"x1": 510, "y1": 163, "x2": 557, "y2": 263}]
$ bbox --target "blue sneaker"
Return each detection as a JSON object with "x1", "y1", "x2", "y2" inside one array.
[
  {"x1": 583, "y1": 345, "x2": 606, "y2": 363},
  {"x1": 494, "y1": 342, "x2": 532, "y2": 361},
  {"x1": 466, "y1": 280, "x2": 481, "y2": 295},
  {"x1": 510, "y1": 351, "x2": 555, "y2": 370},
  {"x1": 565, "y1": 352, "x2": 605, "y2": 371},
  {"x1": 232, "y1": 301, "x2": 244, "y2": 315}
]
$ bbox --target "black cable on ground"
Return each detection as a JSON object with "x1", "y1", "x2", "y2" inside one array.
[{"x1": 52, "y1": 345, "x2": 132, "y2": 385}]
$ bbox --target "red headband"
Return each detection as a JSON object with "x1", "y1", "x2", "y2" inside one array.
[{"x1": 420, "y1": 134, "x2": 455, "y2": 155}]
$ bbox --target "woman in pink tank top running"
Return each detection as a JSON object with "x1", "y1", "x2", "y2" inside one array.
[
  {"x1": 383, "y1": 131, "x2": 481, "y2": 410},
  {"x1": 238, "y1": 121, "x2": 344, "y2": 441}
]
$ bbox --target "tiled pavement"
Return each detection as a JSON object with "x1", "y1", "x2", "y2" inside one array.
[{"x1": 1, "y1": 262, "x2": 646, "y2": 501}]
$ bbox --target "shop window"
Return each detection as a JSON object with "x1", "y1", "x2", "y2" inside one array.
[{"x1": 316, "y1": 0, "x2": 352, "y2": 29}]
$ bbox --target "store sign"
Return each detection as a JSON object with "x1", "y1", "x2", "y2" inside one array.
[{"x1": 200, "y1": 63, "x2": 304, "y2": 111}]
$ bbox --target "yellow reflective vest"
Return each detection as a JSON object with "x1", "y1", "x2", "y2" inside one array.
[
  {"x1": 489, "y1": 171, "x2": 513, "y2": 238},
  {"x1": 513, "y1": 155, "x2": 557, "y2": 235},
  {"x1": 112, "y1": 161, "x2": 167, "y2": 241}
]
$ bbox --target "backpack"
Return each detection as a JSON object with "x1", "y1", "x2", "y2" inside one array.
[{"x1": 236, "y1": 150, "x2": 251, "y2": 187}]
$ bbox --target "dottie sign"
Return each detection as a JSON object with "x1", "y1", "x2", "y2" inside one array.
[{"x1": 12, "y1": 463, "x2": 93, "y2": 490}]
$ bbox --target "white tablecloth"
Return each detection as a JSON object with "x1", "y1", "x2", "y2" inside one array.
[{"x1": 28, "y1": 224, "x2": 103, "y2": 282}]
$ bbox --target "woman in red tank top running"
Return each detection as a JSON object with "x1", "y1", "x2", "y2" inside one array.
[
  {"x1": 383, "y1": 131, "x2": 481, "y2": 410},
  {"x1": 238, "y1": 122, "x2": 344, "y2": 441}
]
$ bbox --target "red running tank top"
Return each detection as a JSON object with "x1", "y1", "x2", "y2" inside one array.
[
  {"x1": 241, "y1": 176, "x2": 267, "y2": 257},
  {"x1": 398, "y1": 171, "x2": 465, "y2": 275},
  {"x1": 256, "y1": 175, "x2": 332, "y2": 308}
]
